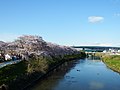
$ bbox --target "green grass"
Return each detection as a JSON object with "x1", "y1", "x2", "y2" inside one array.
[
  {"x1": 0, "y1": 61, "x2": 27, "y2": 85},
  {"x1": 103, "y1": 55, "x2": 120, "y2": 73}
]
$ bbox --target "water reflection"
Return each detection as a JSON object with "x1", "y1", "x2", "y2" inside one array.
[
  {"x1": 89, "y1": 81, "x2": 104, "y2": 90},
  {"x1": 30, "y1": 58, "x2": 120, "y2": 90}
]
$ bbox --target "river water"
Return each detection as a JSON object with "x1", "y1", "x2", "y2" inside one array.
[{"x1": 30, "y1": 58, "x2": 120, "y2": 90}]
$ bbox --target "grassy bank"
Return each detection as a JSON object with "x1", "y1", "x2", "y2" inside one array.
[
  {"x1": 102, "y1": 55, "x2": 120, "y2": 73},
  {"x1": 94, "y1": 52, "x2": 120, "y2": 73},
  {"x1": 0, "y1": 52, "x2": 86, "y2": 90},
  {"x1": 0, "y1": 61, "x2": 27, "y2": 85},
  {"x1": 91, "y1": 52, "x2": 120, "y2": 73}
]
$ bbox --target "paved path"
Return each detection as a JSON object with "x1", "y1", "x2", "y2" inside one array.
[{"x1": 0, "y1": 60, "x2": 21, "y2": 68}]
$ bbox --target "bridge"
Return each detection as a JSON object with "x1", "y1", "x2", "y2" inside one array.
[{"x1": 72, "y1": 46, "x2": 120, "y2": 52}]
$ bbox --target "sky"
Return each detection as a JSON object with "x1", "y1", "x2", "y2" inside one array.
[{"x1": 0, "y1": 0, "x2": 120, "y2": 46}]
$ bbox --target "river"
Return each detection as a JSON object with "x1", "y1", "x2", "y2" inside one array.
[{"x1": 29, "y1": 57, "x2": 120, "y2": 90}]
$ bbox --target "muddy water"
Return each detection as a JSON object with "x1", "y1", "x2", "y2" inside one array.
[{"x1": 30, "y1": 58, "x2": 120, "y2": 90}]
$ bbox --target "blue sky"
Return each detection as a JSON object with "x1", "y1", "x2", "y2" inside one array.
[{"x1": 0, "y1": 0, "x2": 120, "y2": 46}]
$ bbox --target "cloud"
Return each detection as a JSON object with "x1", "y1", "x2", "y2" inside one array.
[
  {"x1": 88, "y1": 16, "x2": 104, "y2": 23},
  {"x1": 93, "y1": 43, "x2": 112, "y2": 46},
  {"x1": 114, "y1": 13, "x2": 120, "y2": 17},
  {"x1": 79, "y1": 43, "x2": 112, "y2": 47}
]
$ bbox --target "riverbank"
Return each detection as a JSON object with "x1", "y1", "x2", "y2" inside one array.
[
  {"x1": 94, "y1": 52, "x2": 120, "y2": 73},
  {"x1": 0, "y1": 52, "x2": 86, "y2": 90},
  {"x1": 102, "y1": 55, "x2": 120, "y2": 73},
  {"x1": 0, "y1": 35, "x2": 86, "y2": 90}
]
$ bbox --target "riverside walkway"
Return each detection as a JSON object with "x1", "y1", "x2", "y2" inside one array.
[{"x1": 0, "y1": 60, "x2": 21, "y2": 69}]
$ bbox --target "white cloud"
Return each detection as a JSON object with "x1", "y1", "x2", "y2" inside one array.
[
  {"x1": 79, "y1": 43, "x2": 112, "y2": 47},
  {"x1": 94, "y1": 43, "x2": 112, "y2": 46},
  {"x1": 88, "y1": 16, "x2": 104, "y2": 23},
  {"x1": 114, "y1": 13, "x2": 120, "y2": 17}
]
